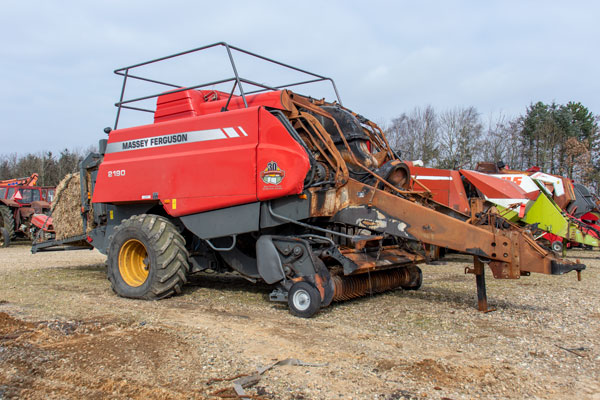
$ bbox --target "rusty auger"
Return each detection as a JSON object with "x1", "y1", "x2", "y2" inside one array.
[{"x1": 331, "y1": 266, "x2": 422, "y2": 301}]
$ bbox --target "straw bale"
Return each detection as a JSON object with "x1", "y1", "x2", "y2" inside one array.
[{"x1": 51, "y1": 173, "x2": 95, "y2": 240}]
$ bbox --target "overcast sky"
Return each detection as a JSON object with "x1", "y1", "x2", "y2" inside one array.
[{"x1": 1, "y1": 1, "x2": 598, "y2": 155}]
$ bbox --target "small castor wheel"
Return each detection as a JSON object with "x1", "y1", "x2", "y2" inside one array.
[
  {"x1": 551, "y1": 241, "x2": 563, "y2": 253},
  {"x1": 288, "y1": 281, "x2": 321, "y2": 318}
]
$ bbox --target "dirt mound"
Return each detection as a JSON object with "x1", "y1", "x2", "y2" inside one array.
[
  {"x1": 0, "y1": 311, "x2": 35, "y2": 335},
  {"x1": 402, "y1": 358, "x2": 494, "y2": 389},
  {"x1": 0, "y1": 311, "x2": 207, "y2": 399}
]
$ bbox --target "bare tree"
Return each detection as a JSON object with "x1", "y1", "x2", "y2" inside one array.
[
  {"x1": 0, "y1": 148, "x2": 91, "y2": 186},
  {"x1": 479, "y1": 112, "x2": 525, "y2": 169},
  {"x1": 437, "y1": 106, "x2": 483, "y2": 169},
  {"x1": 386, "y1": 105, "x2": 439, "y2": 165}
]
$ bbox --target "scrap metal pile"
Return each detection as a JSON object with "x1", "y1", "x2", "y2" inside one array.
[{"x1": 405, "y1": 161, "x2": 600, "y2": 254}]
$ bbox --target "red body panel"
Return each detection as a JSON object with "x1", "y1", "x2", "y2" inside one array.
[
  {"x1": 154, "y1": 90, "x2": 204, "y2": 123},
  {"x1": 581, "y1": 212, "x2": 599, "y2": 222},
  {"x1": 32, "y1": 214, "x2": 54, "y2": 232},
  {"x1": 410, "y1": 166, "x2": 470, "y2": 213},
  {"x1": 95, "y1": 107, "x2": 260, "y2": 216},
  {"x1": 555, "y1": 176, "x2": 576, "y2": 210},
  {"x1": 542, "y1": 232, "x2": 562, "y2": 244},
  {"x1": 154, "y1": 89, "x2": 287, "y2": 124},
  {"x1": 94, "y1": 103, "x2": 309, "y2": 217},
  {"x1": 256, "y1": 109, "x2": 310, "y2": 200},
  {"x1": 194, "y1": 90, "x2": 287, "y2": 116}
]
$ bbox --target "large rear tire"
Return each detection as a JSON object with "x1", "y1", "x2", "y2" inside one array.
[
  {"x1": 107, "y1": 214, "x2": 189, "y2": 300},
  {"x1": 0, "y1": 205, "x2": 15, "y2": 240}
]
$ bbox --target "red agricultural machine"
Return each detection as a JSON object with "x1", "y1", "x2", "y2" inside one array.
[
  {"x1": 32, "y1": 43, "x2": 585, "y2": 317},
  {"x1": 0, "y1": 174, "x2": 55, "y2": 247},
  {"x1": 476, "y1": 162, "x2": 600, "y2": 251},
  {"x1": 404, "y1": 162, "x2": 600, "y2": 253}
]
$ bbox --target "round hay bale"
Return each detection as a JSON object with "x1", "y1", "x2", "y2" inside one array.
[{"x1": 51, "y1": 173, "x2": 95, "y2": 240}]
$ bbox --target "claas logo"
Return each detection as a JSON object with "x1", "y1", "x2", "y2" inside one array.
[
  {"x1": 261, "y1": 161, "x2": 285, "y2": 185},
  {"x1": 500, "y1": 176, "x2": 523, "y2": 185}
]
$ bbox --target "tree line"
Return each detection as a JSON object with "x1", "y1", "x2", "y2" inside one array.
[
  {"x1": 0, "y1": 148, "x2": 92, "y2": 187},
  {"x1": 385, "y1": 101, "x2": 599, "y2": 192},
  {"x1": 1, "y1": 101, "x2": 598, "y2": 192}
]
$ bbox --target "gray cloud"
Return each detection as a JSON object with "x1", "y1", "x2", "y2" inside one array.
[{"x1": 1, "y1": 1, "x2": 598, "y2": 154}]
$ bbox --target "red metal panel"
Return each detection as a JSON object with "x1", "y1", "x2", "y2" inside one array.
[
  {"x1": 192, "y1": 91, "x2": 287, "y2": 117},
  {"x1": 153, "y1": 90, "x2": 288, "y2": 124},
  {"x1": 154, "y1": 90, "x2": 202, "y2": 123},
  {"x1": 581, "y1": 212, "x2": 599, "y2": 222},
  {"x1": 409, "y1": 166, "x2": 470, "y2": 213},
  {"x1": 555, "y1": 176, "x2": 576, "y2": 209},
  {"x1": 448, "y1": 170, "x2": 470, "y2": 213},
  {"x1": 459, "y1": 169, "x2": 528, "y2": 199},
  {"x1": 94, "y1": 107, "x2": 260, "y2": 217},
  {"x1": 489, "y1": 174, "x2": 540, "y2": 201},
  {"x1": 256, "y1": 108, "x2": 310, "y2": 200}
]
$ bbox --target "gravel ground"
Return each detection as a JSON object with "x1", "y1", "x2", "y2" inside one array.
[{"x1": 0, "y1": 242, "x2": 599, "y2": 399}]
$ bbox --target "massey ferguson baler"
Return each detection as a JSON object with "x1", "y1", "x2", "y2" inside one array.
[{"x1": 32, "y1": 43, "x2": 585, "y2": 317}]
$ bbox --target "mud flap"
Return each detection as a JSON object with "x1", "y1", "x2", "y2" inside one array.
[
  {"x1": 314, "y1": 259, "x2": 334, "y2": 307},
  {"x1": 256, "y1": 236, "x2": 285, "y2": 284}
]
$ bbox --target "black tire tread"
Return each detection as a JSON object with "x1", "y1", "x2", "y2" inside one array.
[
  {"x1": 0, "y1": 205, "x2": 15, "y2": 240},
  {"x1": 288, "y1": 281, "x2": 321, "y2": 318},
  {"x1": 0, "y1": 227, "x2": 9, "y2": 248},
  {"x1": 551, "y1": 241, "x2": 563, "y2": 253},
  {"x1": 107, "y1": 214, "x2": 189, "y2": 300}
]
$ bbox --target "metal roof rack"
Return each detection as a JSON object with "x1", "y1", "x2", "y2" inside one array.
[{"x1": 112, "y1": 42, "x2": 342, "y2": 129}]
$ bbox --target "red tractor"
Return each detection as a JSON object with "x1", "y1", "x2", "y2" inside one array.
[
  {"x1": 0, "y1": 174, "x2": 55, "y2": 247},
  {"x1": 32, "y1": 43, "x2": 584, "y2": 317}
]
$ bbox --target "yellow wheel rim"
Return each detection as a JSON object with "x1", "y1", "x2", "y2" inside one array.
[{"x1": 118, "y1": 239, "x2": 149, "y2": 287}]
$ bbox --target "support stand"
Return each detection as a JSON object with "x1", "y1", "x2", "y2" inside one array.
[{"x1": 466, "y1": 256, "x2": 496, "y2": 312}]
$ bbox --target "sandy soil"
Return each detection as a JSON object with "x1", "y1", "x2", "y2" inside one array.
[{"x1": 0, "y1": 241, "x2": 599, "y2": 399}]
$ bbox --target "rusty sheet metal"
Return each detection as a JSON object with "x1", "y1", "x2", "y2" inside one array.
[
  {"x1": 309, "y1": 187, "x2": 346, "y2": 217},
  {"x1": 294, "y1": 112, "x2": 349, "y2": 184},
  {"x1": 291, "y1": 95, "x2": 414, "y2": 195},
  {"x1": 291, "y1": 94, "x2": 581, "y2": 281},
  {"x1": 339, "y1": 246, "x2": 424, "y2": 274},
  {"x1": 329, "y1": 179, "x2": 565, "y2": 277}
]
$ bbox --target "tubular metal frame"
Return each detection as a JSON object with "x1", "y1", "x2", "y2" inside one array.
[{"x1": 113, "y1": 42, "x2": 342, "y2": 129}]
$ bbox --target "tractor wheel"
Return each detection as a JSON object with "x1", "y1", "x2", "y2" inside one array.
[
  {"x1": 107, "y1": 214, "x2": 189, "y2": 300},
  {"x1": 0, "y1": 227, "x2": 9, "y2": 248},
  {"x1": 551, "y1": 241, "x2": 563, "y2": 253},
  {"x1": 0, "y1": 205, "x2": 15, "y2": 240},
  {"x1": 288, "y1": 281, "x2": 321, "y2": 318}
]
